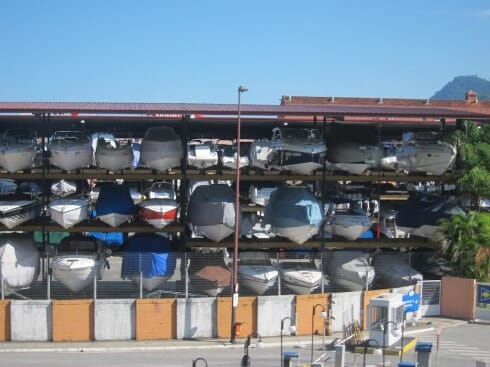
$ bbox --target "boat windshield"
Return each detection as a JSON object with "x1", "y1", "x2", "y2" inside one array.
[{"x1": 273, "y1": 128, "x2": 323, "y2": 143}]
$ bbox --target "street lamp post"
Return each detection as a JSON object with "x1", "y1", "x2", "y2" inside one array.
[
  {"x1": 280, "y1": 316, "x2": 296, "y2": 367},
  {"x1": 230, "y1": 85, "x2": 248, "y2": 344},
  {"x1": 362, "y1": 339, "x2": 381, "y2": 367},
  {"x1": 241, "y1": 332, "x2": 263, "y2": 367},
  {"x1": 381, "y1": 320, "x2": 399, "y2": 367},
  {"x1": 311, "y1": 303, "x2": 327, "y2": 364}
]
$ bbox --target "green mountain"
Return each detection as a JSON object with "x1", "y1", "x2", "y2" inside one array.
[{"x1": 431, "y1": 75, "x2": 490, "y2": 100}]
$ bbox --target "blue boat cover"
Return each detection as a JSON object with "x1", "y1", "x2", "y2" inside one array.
[
  {"x1": 264, "y1": 187, "x2": 322, "y2": 228},
  {"x1": 121, "y1": 233, "x2": 176, "y2": 278},
  {"x1": 95, "y1": 184, "x2": 135, "y2": 216},
  {"x1": 89, "y1": 231, "x2": 126, "y2": 247}
]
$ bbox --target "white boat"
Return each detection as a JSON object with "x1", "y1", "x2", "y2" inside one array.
[
  {"x1": 325, "y1": 250, "x2": 375, "y2": 291},
  {"x1": 48, "y1": 130, "x2": 93, "y2": 172},
  {"x1": 51, "y1": 255, "x2": 104, "y2": 293},
  {"x1": 323, "y1": 198, "x2": 372, "y2": 240},
  {"x1": 187, "y1": 184, "x2": 237, "y2": 242},
  {"x1": 94, "y1": 137, "x2": 133, "y2": 171},
  {"x1": 238, "y1": 252, "x2": 278, "y2": 295},
  {"x1": 218, "y1": 140, "x2": 251, "y2": 170},
  {"x1": 51, "y1": 235, "x2": 106, "y2": 293},
  {"x1": 264, "y1": 187, "x2": 323, "y2": 245},
  {"x1": 326, "y1": 142, "x2": 382, "y2": 175},
  {"x1": 0, "y1": 199, "x2": 40, "y2": 229},
  {"x1": 0, "y1": 128, "x2": 39, "y2": 173},
  {"x1": 140, "y1": 126, "x2": 183, "y2": 172},
  {"x1": 0, "y1": 235, "x2": 40, "y2": 294},
  {"x1": 379, "y1": 209, "x2": 408, "y2": 239},
  {"x1": 138, "y1": 198, "x2": 178, "y2": 229},
  {"x1": 380, "y1": 132, "x2": 457, "y2": 175},
  {"x1": 250, "y1": 127, "x2": 326, "y2": 174},
  {"x1": 279, "y1": 263, "x2": 322, "y2": 294},
  {"x1": 187, "y1": 138, "x2": 219, "y2": 169},
  {"x1": 50, "y1": 179, "x2": 77, "y2": 197},
  {"x1": 48, "y1": 197, "x2": 90, "y2": 229}
]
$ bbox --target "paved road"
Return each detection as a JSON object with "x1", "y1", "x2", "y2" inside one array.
[{"x1": 0, "y1": 319, "x2": 487, "y2": 367}]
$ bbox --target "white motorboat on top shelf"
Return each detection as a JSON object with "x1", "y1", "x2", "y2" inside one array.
[
  {"x1": 0, "y1": 198, "x2": 41, "y2": 229},
  {"x1": 48, "y1": 196, "x2": 90, "y2": 229},
  {"x1": 0, "y1": 234, "x2": 40, "y2": 295},
  {"x1": 371, "y1": 251, "x2": 423, "y2": 288},
  {"x1": 395, "y1": 192, "x2": 465, "y2": 240},
  {"x1": 325, "y1": 141, "x2": 382, "y2": 175},
  {"x1": 0, "y1": 128, "x2": 39, "y2": 173},
  {"x1": 218, "y1": 139, "x2": 252, "y2": 170},
  {"x1": 380, "y1": 131, "x2": 457, "y2": 175},
  {"x1": 50, "y1": 179, "x2": 77, "y2": 197},
  {"x1": 140, "y1": 126, "x2": 183, "y2": 172},
  {"x1": 94, "y1": 183, "x2": 135, "y2": 227},
  {"x1": 121, "y1": 233, "x2": 177, "y2": 291},
  {"x1": 94, "y1": 137, "x2": 133, "y2": 171},
  {"x1": 51, "y1": 235, "x2": 107, "y2": 293},
  {"x1": 264, "y1": 187, "x2": 323, "y2": 245},
  {"x1": 139, "y1": 181, "x2": 178, "y2": 229},
  {"x1": 324, "y1": 250, "x2": 375, "y2": 292},
  {"x1": 187, "y1": 184, "x2": 238, "y2": 242},
  {"x1": 249, "y1": 127, "x2": 327, "y2": 174},
  {"x1": 323, "y1": 198, "x2": 373, "y2": 240},
  {"x1": 188, "y1": 250, "x2": 232, "y2": 297},
  {"x1": 187, "y1": 138, "x2": 219, "y2": 169},
  {"x1": 279, "y1": 262, "x2": 322, "y2": 294},
  {"x1": 48, "y1": 130, "x2": 93, "y2": 172},
  {"x1": 238, "y1": 252, "x2": 278, "y2": 295}
]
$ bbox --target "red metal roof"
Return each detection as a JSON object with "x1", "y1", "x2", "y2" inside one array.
[{"x1": 0, "y1": 101, "x2": 489, "y2": 120}]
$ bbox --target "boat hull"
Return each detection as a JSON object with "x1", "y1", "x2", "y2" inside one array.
[
  {"x1": 51, "y1": 255, "x2": 104, "y2": 293},
  {"x1": 280, "y1": 267, "x2": 322, "y2": 294},
  {"x1": 139, "y1": 199, "x2": 178, "y2": 229},
  {"x1": 140, "y1": 127, "x2": 183, "y2": 172},
  {"x1": 0, "y1": 200, "x2": 40, "y2": 229},
  {"x1": 48, "y1": 198, "x2": 90, "y2": 229},
  {"x1": 0, "y1": 149, "x2": 35, "y2": 173},
  {"x1": 238, "y1": 264, "x2": 278, "y2": 295},
  {"x1": 95, "y1": 145, "x2": 133, "y2": 171},
  {"x1": 49, "y1": 145, "x2": 93, "y2": 172},
  {"x1": 272, "y1": 224, "x2": 320, "y2": 245}
]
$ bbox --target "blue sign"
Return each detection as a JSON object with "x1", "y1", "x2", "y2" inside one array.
[
  {"x1": 403, "y1": 290, "x2": 420, "y2": 312},
  {"x1": 477, "y1": 285, "x2": 490, "y2": 305}
]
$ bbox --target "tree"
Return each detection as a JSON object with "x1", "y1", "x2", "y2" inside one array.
[{"x1": 439, "y1": 211, "x2": 490, "y2": 281}]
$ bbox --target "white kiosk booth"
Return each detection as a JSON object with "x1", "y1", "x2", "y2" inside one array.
[{"x1": 367, "y1": 292, "x2": 404, "y2": 347}]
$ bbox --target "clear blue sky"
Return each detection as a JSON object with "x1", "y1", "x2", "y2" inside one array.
[{"x1": 1, "y1": 0, "x2": 489, "y2": 104}]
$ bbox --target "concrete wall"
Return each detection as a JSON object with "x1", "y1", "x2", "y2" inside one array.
[
  {"x1": 94, "y1": 299, "x2": 135, "y2": 340},
  {"x1": 10, "y1": 300, "x2": 52, "y2": 341},
  {"x1": 441, "y1": 276, "x2": 476, "y2": 320},
  {"x1": 331, "y1": 292, "x2": 362, "y2": 333},
  {"x1": 176, "y1": 297, "x2": 216, "y2": 339},
  {"x1": 257, "y1": 295, "x2": 295, "y2": 337}
]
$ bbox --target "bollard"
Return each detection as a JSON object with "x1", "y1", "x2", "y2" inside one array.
[
  {"x1": 334, "y1": 344, "x2": 345, "y2": 367},
  {"x1": 282, "y1": 351, "x2": 300, "y2": 367},
  {"x1": 415, "y1": 341, "x2": 433, "y2": 367}
]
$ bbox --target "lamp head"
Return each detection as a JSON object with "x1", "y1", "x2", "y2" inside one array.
[
  {"x1": 289, "y1": 325, "x2": 297, "y2": 334},
  {"x1": 238, "y1": 86, "x2": 248, "y2": 93},
  {"x1": 320, "y1": 311, "x2": 327, "y2": 319},
  {"x1": 256, "y1": 336, "x2": 264, "y2": 349}
]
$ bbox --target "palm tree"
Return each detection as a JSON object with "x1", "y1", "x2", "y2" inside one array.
[{"x1": 439, "y1": 211, "x2": 490, "y2": 281}]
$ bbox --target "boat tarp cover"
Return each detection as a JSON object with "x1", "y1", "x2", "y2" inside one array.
[
  {"x1": 95, "y1": 184, "x2": 135, "y2": 216},
  {"x1": 188, "y1": 184, "x2": 236, "y2": 227},
  {"x1": 121, "y1": 233, "x2": 176, "y2": 278},
  {"x1": 89, "y1": 231, "x2": 126, "y2": 247},
  {"x1": 395, "y1": 193, "x2": 465, "y2": 228},
  {"x1": 0, "y1": 235, "x2": 40, "y2": 289},
  {"x1": 264, "y1": 187, "x2": 322, "y2": 227}
]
